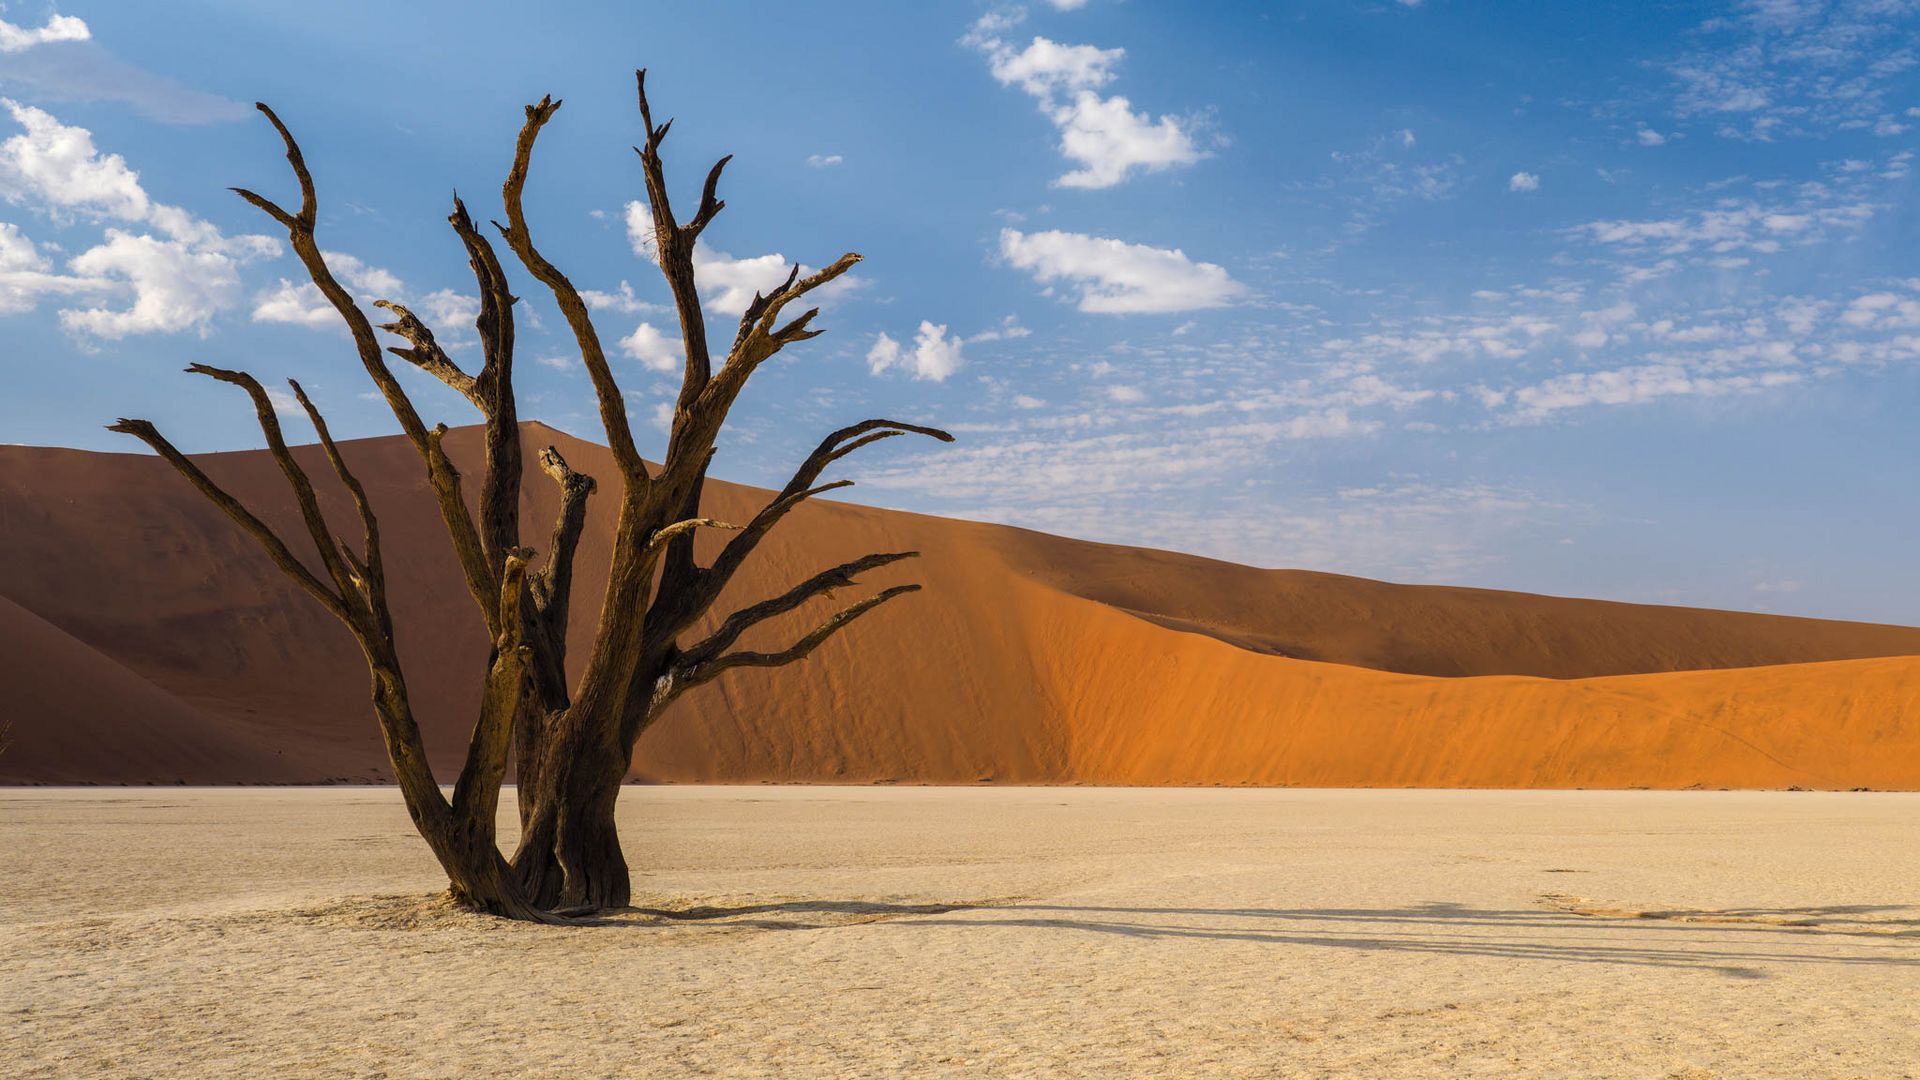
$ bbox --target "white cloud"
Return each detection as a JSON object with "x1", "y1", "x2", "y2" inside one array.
[
  {"x1": 0, "y1": 220, "x2": 108, "y2": 314},
  {"x1": 967, "y1": 314, "x2": 1033, "y2": 343},
  {"x1": 250, "y1": 280, "x2": 335, "y2": 328},
  {"x1": 1636, "y1": 127, "x2": 1668, "y2": 147},
  {"x1": 1046, "y1": 0, "x2": 1091, "y2": 9},
  {"x1": 417, "y1": 287, "x2": 478, "y2": 328},
  {"x1": 581, "y1": 280, "x2": 662, "y2": 315},
  {"x1": 1508, "y1": 171, "x2": 1541, "y2": 192},
  {"x1": 1047, "y1": 90, "x2": 1205, "y2": 189},
  {"x1": 0, "y1": 14, "x2": 89, "y2": 54},
  {"x1": 252, "y1": 252, "x2": 406, "y2": 329},
  {"x1": 805, "y1": 153, "x2": 843, "y2": 168},
  {"x1": 62, "y1": 229, "x2": 250, "y2": 338},
  {"x1": 1664, "y1": 2, "x2": 1920, "y2": 140},
  {"x1": 1841, "y1": 291, "x2": 1920, "y2": 328},
  {"x1": 989, "y1": 36, "x2": 1122, "y2": 95},
  {"x1": 1, "y1": 97, "x2": 155, "y2": 224},
  {"x1": 867, "y1": 321, "x2": 965, "y2": 381},
  {"x1": 972, "y1": 33, "x2": 1205, "y2": 189},
  {"x1": 619, "y1": 321, "x2": 684, "y2": 373},
  {"x1": 0, "y1": 101, "x2": 276, "y2": 336},
  {"x1": 999, "y1": 227, "x2": 1246, "y2": 314},
  {"x1": 1106, "y1": 384, "x2": 1146, "y2": 403},
  {"x1": 1507, "y1": 364, "x2": 1802, "y2": 420}
]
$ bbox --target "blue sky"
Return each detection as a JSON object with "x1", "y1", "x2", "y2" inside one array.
[{"x1": 2, "y1": 1, "x2": 1918, "y2": 622}]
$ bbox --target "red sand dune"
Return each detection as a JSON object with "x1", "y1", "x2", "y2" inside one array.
[{"x1": 2, "y1": 422, "x2": 1917, "y2": 788}]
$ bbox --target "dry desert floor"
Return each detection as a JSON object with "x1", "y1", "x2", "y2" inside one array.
[{"x1": 4, "y1": 786, "x2": 1919, "y2": 1078}]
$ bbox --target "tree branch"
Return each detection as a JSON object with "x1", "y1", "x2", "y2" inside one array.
[
  {"x1": 453, "y1": 547, "x2": 535, "y2": 828},
  {"x1": 692, "y1": 419, "x2": 951, "y2": 612},
  {"x1": 632, "y1": 68, "x2": 717, "y2": 412},
  {"x1": 184, "y1": 363, "x2": 361, "y2": 605},
  {"x1": 373, "y1": 300, "x2": 482, "y2": 408},
  {"x1": 449, "y1": 195, "x2": 523, "y2": 571},
  {"x1": 496, "y1": 94, "x2": 648, "y2": 487},
  {"x1": 646, "y1": 583, "x2": 922, "y2": 724},
  {"x1": 288, "y1": 379, "x2": 390, "y2": 642},
  {"x1": 106, "y1": 418, "x2": 349, "y2": 624},
  {"x1": 528, "y1": 446, "x2": 595, "y2": 624},
  {"x1": 233, "y1": 102, "x2": 499, "y2": 624},
  {"x1": 677, "y1": 551, "x2": 918, "y2": 671}
]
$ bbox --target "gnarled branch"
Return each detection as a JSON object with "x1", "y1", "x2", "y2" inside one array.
[
  {"x1": 288, "y1": 379, "x2": 390, "y2": 643},
  {"x1": 677, "y1": 551, "x2": 919, "y2": 671},
  {"x1": 646, "y1": 583, "x2": 922, "y2": 726},
  {"x1": 497, "y1": 94, "x2": 647, "y2": 487},
  {"x1": 374, "y1": 300, "x2": 481, "y2": 408},
  {"x1": 184, "y1": 364, "x2": 360, "y2": 607},
  {"x1": 633, "y1": 68, "x2": 718, "y2": 412},
  {"x1": 234, "y1": 102, "x2": 499, "y2": 624},
  {"x1": 106, "y1": 417, "x2": 349, "y2": 624},
  {"x1": 688, "y1": 419, "x2": 951, "y2": 619},
  {"x1": 452, "y1": 547, "x2": 536, "y2": 827}
]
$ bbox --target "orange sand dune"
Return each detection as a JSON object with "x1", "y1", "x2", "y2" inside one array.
[{"x1": 2, "y1": 422, "x2": 1917, "y2": 787}]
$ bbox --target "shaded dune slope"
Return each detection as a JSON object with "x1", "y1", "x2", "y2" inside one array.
[{"x1": 2, "y1": 423, "x2": 1917, "y2": 787}]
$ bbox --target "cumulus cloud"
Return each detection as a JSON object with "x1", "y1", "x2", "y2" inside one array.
[
  {"x1": 0, "y1": 220, "x2": 106, "y2": 314},
  {"x1": 0, "y1": 14, "x2": 89, "y2": 53},
  {"x1": 999, "y1": 227, "x2": 1246, "y2": 314},
  {"x1": 0, "y1": 101, "x2": 276, "y2": 337},
  {"x1": 867, "y1": 321, "x2": 965, "y2": 381},
  {"x1": 619, "y1": 321, "x2": 684, "y2": 373},
  {"x1": 969, "y1": 27, "x2": 1205, "y2": 189},
  {"x1": 252, "y1": 252, "x2": 406, "y2": 329},
  {"x1": 1508, "y1": 171, "x2": 1540, "y2": 192}
]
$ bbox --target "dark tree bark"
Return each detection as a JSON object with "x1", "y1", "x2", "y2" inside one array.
[{"x1": 111, "y1": 72, "x2": 950, "y2": 919}]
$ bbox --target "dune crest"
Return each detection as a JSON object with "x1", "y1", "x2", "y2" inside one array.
[{"x1": 2, "y1": 423, "x2": 1917, "y2": 787}]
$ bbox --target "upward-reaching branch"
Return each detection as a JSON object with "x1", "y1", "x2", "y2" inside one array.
[
  {"x1": 633, "y1": 68, "x2": 719, "y2": 404},
  {"x1": 183, "y1": 364, "x2": 361, "y2": 606},
  {"x1": 288, "y1": 379, "x2": 390, "y2": 644},
  {"x1": 497, "y1": 95, "x2": 648, "y2": 488},
  {"x1": 450, "y1": 196, "x2": 523, "y2": 571},
  {"x1": 233, "y1": 102, "x2": 499, "y2": 626},
  {"x1": 105, "y1": 418, "x2": 350, "y2": 624}
]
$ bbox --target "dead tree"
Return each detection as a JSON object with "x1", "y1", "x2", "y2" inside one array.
[{"x1": 111, "y1": 71, "x2": 951, "y2": 919}]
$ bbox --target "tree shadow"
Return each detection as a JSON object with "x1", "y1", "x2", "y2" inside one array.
[{"x1": 586, "y1": 897, "x2": 1920, "y2": 980}]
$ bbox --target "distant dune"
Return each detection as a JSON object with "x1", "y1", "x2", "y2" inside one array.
[{"x1": 2, "y1": 422, "x2": 1918, "y2": 787}]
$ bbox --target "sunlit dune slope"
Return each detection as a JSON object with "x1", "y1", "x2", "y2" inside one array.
[{"x1": 2, "y1": 422, "x2": 1916, "y2": 787}]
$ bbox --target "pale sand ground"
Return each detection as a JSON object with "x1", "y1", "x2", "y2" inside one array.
[{"x1": 4, "y1": 787, "x2": 1919, "y2": 1078}]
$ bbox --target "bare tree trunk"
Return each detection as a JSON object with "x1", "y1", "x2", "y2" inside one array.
[{"x1": 511, "y1": 705, "x2": 631, "y2": 909}]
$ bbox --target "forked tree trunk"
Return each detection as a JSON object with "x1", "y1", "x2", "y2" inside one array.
[{"x1": 511, "y1": 705, "x2": 633, "y2": 909}]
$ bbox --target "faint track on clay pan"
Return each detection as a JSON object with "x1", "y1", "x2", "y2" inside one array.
[{"x1": 1537, "y1": 893, "x2": 1920, "y2": 938}]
